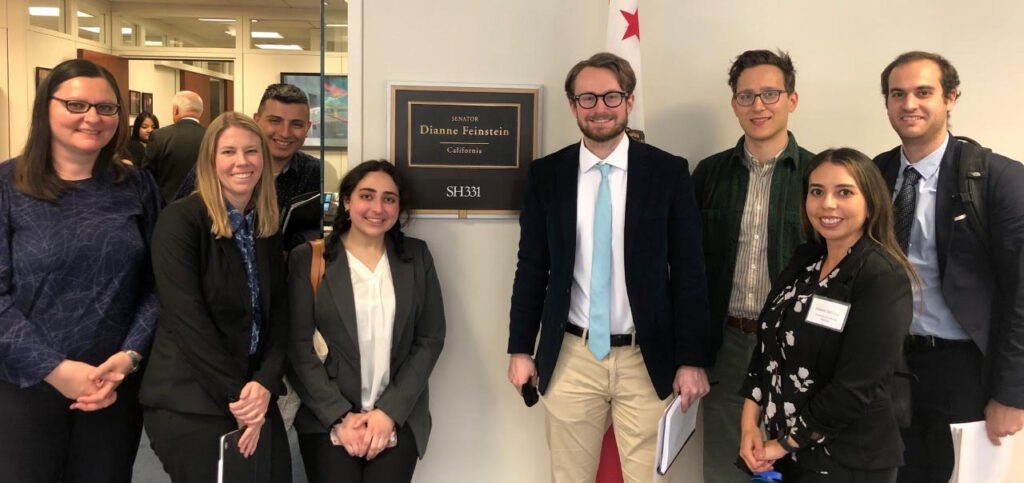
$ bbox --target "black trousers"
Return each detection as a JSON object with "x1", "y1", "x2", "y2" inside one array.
[
  {"x1": 898, "y1": 340, "x2": 987, "y2": 483},
  {"x1": 297, "y1": 424, "x2": 418, "y2": 483},
  {"x1": 0, "y1": 374, "x2": 144, "y2": 483},
  {"x1": 144, "y1": 401, "x2": 291, "y2": 483}
]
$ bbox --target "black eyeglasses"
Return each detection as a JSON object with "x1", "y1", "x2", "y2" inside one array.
[
  {"x1": 572, "y1": 91, "x2": 629, "y2": 109},
  {"x1": 733, "y1": 89, "x2": 787, "y2": 107},
  {"x1": 51, "y1": 97, "x2": 120, "y2": 116}
]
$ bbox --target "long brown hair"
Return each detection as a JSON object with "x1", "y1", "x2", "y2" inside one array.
[
  {"x1": 15, "y1": 59, "x2": 129, "y2": 200},
  {"x1": 194, "y1": 112, "x2": 279, "y2": 238},
  {"x1": 801, "y1": 148, "x2": 919, "y2": 287}
]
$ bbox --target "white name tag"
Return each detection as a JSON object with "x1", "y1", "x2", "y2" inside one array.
[{"x1": 804, "y1": 295, "x2": 851, "y2": 332}]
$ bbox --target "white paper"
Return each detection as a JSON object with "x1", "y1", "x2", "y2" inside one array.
[
  {"x1": 655, "y1": 396, "x2": 700, "y2": 475},
  {"x1": 949, "y1": 420, "x2": 1014, "y2": 483}
]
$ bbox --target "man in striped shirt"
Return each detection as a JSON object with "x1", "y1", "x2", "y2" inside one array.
[{"x1": 692, "y1": 49, "x2": 815, "y2": 482}]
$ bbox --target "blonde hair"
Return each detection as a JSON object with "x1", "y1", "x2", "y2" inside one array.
[{"x1": 194, "y1": 111, "x2": 279, "y2": 238}]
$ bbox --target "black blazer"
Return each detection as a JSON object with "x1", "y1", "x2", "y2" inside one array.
[
  {"x1": 143, "y1": 119, "x2": 205, "y2": 203},
  {"x1": 286, "y1": 237, "x2": 445, "y2": 457},
  {"x1": 508, "y1": 141, "x2": 711, "y2": 399},
  {"x1": 748, "y1": 240, "x2": 912, "y2": 470},
  {"x1": 874, "y1": 137, "x2": 1024, "y2": 407},
  {"x1": 140, "y1": 195, "x2": 288, "y2": 417}
]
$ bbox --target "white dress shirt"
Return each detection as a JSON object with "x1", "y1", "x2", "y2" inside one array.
[
  {"x1": 346, "y1": 250, "x2": 397, "y2": 410},
  {"x1": 568, "y1": 135, "x2": 636, "y2": 335}
]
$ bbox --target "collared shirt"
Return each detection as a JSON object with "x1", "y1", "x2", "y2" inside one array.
[
  {"x1": 569, "y1": 134, "x2": 635, "y2": 335},
  {"x1": 896, "y1": 134, "x2": 969, "y2": 339},
  {"x1": 346, "y1": 250, "x2": 396, "y2": 411},
  {"x1": 727, "y1": 145, "x2": 783, "y2": 319},
  {"x1": 227, "y1": 204, "x2": 263, "y2": 354},
  {"x1": 274, "y1": 150, "x2": 323, "y2": 209}
]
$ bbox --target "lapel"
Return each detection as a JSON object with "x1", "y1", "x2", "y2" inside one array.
[
  {"x1": 325, "y1": 247, "x2": 360, "y2": 347},
  {"x1": 624, "y1": 141, "x2": 651, "y2": 281},
  {"x1": 934, "y1": 138, "x2": 962, "y2": 275},
  {"x1": 557, "y1": 144, "x2": 581, "y2": 264},
  {"x1": 877, "y1": 146, "x2": 902, "y2": 196},
  {"x1": 388, "y1": 239, "x2": 414, "y2": 357}
]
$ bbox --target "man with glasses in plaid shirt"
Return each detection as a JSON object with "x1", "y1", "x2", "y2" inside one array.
[{"x1": 692, "y1": 49, "x2": 815, "y2": 482}]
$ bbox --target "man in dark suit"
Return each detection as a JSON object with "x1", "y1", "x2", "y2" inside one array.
[
  {"x1": 873, "y1": 51, "x2": 1024, "y2": 482},
  {"x1": 143, "y1": 90, "x2": 205, "y2": 203},
  {"x1": 507, "y1": 52, "x2": 712, "y2": 483}
]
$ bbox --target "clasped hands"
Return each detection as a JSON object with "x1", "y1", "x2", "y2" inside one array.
[
  {"x1": 229, "y1": 381, "x2": 271, "y2": 458},
  {"x1": 332, "y1": 409, "x2": 395, "y2": 460},
  {"x1": 739, "y1": 427, "x2": 791, "y2": 474},
  {"x1": 44, "y1": 352, "x2": 135, "y2": 411}
]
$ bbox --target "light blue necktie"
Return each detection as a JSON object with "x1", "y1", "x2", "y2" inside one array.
[{"x1": 588, "y1": 162, "x2": 612, "y2": 360}]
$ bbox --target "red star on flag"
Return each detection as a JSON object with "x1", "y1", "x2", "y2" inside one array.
[{"x1": 620, "y1": 9, "x2": 640, "y2": 40}]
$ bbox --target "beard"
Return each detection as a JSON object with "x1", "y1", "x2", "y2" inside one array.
[{"x1": 577, "y1": 114, "x2": 628, "y2": 143}]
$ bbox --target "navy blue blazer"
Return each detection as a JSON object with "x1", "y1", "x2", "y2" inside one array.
[
  {"x1": 874, "y1": 137, "x2": 1024, "y2": 407},
  {"x1": 508, "y1": 140, "x2": 712, "y2": 399}
]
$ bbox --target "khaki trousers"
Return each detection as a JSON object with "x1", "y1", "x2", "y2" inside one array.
[{"x1": 542, "y1": 331, "x2": 671, "y2": 483}]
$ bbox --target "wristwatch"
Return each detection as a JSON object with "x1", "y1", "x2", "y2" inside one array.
[
  {"x1": 124, "y1": 350, "x2": 143, "y2": 374},
  {"x1": 778, "y1": 436, "x2": 799, "y2": 453}
]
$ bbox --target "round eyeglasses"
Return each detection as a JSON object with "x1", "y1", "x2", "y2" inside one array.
[
  {"x1": 733, "y1": 89, "x2": 787, "y2": 107},
  {"x1": 572, "y1": 91, "x2": 629, "y2": 109},
  {"x1": 51, "y1": 97, "x2": 120, "y2": 116}
]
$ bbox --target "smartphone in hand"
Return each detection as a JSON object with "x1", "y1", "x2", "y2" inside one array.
[{"x1": 522, "y1": 379, "x2": 539, "y2": 407}]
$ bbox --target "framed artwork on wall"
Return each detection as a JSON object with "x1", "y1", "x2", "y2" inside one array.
[
  {"x1": 35, "y1": 67, "x2": 52, "y2": 90},
  {"x1": 280, "y1": 73, "x2": 348, "y2": 148},
  {"x1": 141, "y1": 92, "x2": 153, "y2": 114},
  {"x1": 129, "y1": 91, "x2": 141, "y2": 115}
]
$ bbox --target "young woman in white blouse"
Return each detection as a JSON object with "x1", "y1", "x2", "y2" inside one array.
[{"x1": 286, "y1": 160, "x2": 446, "y2": 483}]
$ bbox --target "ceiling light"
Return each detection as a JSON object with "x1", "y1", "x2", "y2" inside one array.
[
  {"x1": 144, "y1": 40, "x2": 164, "y2": 46},
  {"x1": 77, "y1": 11, "x2": 94, "y2": 18},
  {"x1": 80, "y1": 26, "x2": 101, "y2": 33},
  {"x1": 29, "y1": 7, "x2": 60, "y2": 17},
  {"x1": 325, "y1": 23, "x2": 348, "y2": 28},
  {"x1": 122, "y1": 27, "x2": 133, "y2": 35},
  {"x1": 198, "y1": 18, "x2": 234, "y2": 23},
  {"x1": 251, "y1": 31, "x2": 283, "y2": 39},
  {"x1": 255, "y1": 44, "x2": 302, "y2": 51}
]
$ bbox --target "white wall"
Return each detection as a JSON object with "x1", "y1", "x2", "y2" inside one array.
[
  {"x1": 127, "y1": 61, "x2": 177, "y2": 125},
  {"x1": 361, "y1": 1, "x2": 1024, "y2": 482}
]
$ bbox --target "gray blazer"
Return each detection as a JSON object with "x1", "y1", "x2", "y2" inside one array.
[{"x1": 286, "y1": 236, "x2": 446, "y2": 457}]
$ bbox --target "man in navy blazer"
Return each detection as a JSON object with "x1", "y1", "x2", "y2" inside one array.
[
  {"x1": 507, "y1": 52, "x2": 712, "y2": 482},
  {"x1": 873, "y1": 51, "x2": 1024, "y2": 482}
]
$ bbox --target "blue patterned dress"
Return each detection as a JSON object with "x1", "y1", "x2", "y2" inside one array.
[{"x1": 0, "y1": 160, "x2": 161, "y2": 388}]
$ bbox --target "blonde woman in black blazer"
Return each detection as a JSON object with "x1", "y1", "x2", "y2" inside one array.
[
  {"x1": 140, "y1": 112, "x2": 291, "y2": 482},
  {"x1": 739, "y1": 149, "x2": 915, "y2": 482},
  {"x1": 287, "y1": 160, "x2": 445, "y2": 483}
]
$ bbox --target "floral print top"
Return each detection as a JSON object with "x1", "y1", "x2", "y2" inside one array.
[{"x1": 743, "y1": 249, "x2": 847, "y2": 454}]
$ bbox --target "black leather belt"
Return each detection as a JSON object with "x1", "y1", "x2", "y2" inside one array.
[
  {"x1": 905, "y1": 335, "x2": 973, "y2": 351},
  {"x1": 565, "y1": 324, "x2": 636, "y2": 347}
]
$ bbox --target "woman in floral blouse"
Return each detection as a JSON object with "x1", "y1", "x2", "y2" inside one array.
[{"x1": 739, "y1": 148, "x2": 915, "y2": 481}]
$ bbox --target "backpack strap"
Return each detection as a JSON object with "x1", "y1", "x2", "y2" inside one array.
[
  {"x1": 309, "y1": 239, "x2": 326, "y2": 300},
  {"x1": 954, "y1": 136, "x2": 991, "y2": 251},
  {"x1": 308, "y1": 239, "x2": 328, "y2": 360}
]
